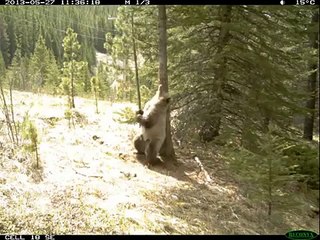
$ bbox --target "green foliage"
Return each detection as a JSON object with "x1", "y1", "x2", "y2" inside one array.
[
  {"x1": 60, "y1": 77, "x2": 71, "y2": 95},
  {"x1": 160, "y1": 6, "x2": 316, "y2": 142},
  {"x1": 1, "y1": 6, "x2": 117, "y2": 68},
  {"x1": 62, "y1": 28, "x2": 90, "y2": 107},
  {"x1": 22, "y1": 119, "x2": 38, "y2": 152},
  {"x1": 140, "y1": 85, "x2": 153, "y2": 106},
  {"x1": 121, "y1": 6, "x2": 158, "y2": 91},
  {"x1": 64, "y1": 108, "x2": 75, "y2": 129},
  {"x1": 113, "y1": 106, "x2": 137, "y2": 124},
  {"x1": 74, "y1": 61, "x2": 91, "y2": 93},
  {"x1": 104, "y1": 7, "x2": 140, "y2": 103},
  {"x1": 0, "y1": 51, "x2": 5, "y2": 76},
  {"x1": 104, "y1": 32, "x2": 113, "y2": 56},
  {"x1": 21, "y1": 113, "x2": 40, "y2": 168},
  {"x1": 28, "y1": 35, "x2": 62, "y2": 94},
  {"x1": 0, "y1": 17, "x2": 10, "y2": 67},
  {"x1": 0, "y1": 6, "x2": 119, "y2": 96},
  {"x1": 95, "y1": 62, "x2": 111, "y2": 99},
  {"x1": 63, "y1": 28, "x2": 81, "y2": 62},
  {"x1": 59, "y1": 76, "x2": 73, "y2": 109},
  {"x1": 90, "y1": 76, "x2": 100, "y2": 113},
  {"x1": 64, "y1": 108, "x2": 88, "y2": 128},
  {"x1": 224, "y1": 122, "x2": 319, "y2": 216},
  {"x1": 7, "y1": 48, "x2": 30, "y2": 91},
  {"x1": 29, "y1": 35, "x2": 51, "y2": 91},
  {"x1": 282, "y1": 142, "x2": 319, "y2": 189},
  {"x1": 46, "y1": 49, "x2": 61, "y2": 94},
  {"x1": 90, "y1": 76, "x2": 99, "y2": 93}
]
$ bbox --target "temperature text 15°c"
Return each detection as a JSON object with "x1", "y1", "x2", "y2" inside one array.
[{"x1": 296, "y1": 0, "x2": 316, "y2": 5}]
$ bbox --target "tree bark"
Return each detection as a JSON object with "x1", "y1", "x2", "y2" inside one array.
[
  {"x1": 158, "y1": 5, "x2": 176, "y2": 161},
  {"x1": 303, "y1": 11, "x2": 319, "y2": 141}
]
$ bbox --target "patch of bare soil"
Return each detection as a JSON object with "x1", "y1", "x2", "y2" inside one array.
[{"x1": 0, "y1": 90, "x2": 319, "y2": 234}]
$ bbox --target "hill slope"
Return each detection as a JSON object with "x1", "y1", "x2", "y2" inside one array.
[{"x1": 0, "y1": 90, "x2": 318, "y2": 234}]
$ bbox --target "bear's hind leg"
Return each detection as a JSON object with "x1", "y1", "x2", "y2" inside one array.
[
  {"x1": 145, "y1": 140, "x2": 162, "y2": 166},
  {"x1": 133, "y1": 134, "x2": 146, "y2": 154}
]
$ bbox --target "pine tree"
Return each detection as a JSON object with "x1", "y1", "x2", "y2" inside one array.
[
  {"x1": 96, "y1": 62, "x2": 110, "y2": 99},
  {"x1": 29, "y1": 35, "x2": 51, "y2": 92},
  {"x1": 21, "y1": 113, "x2": 40, "y2": 168},
  {"x1": 0, "y1": 17, "x2": 10, "y2": 67},
  {"x1": 9, "y1": 48, "x2": 30, "y2": 91},
  {"x1": 46, "y1": 49, "x2": 61, "y2": 95},
  {"x1": 6, "y1": 18, "x2": 17, "y2": 65},
  {"x1": 78, "y1": 61, "x2": 90, "y2": 93},
  {"x1": 62, "y1": 27, "x2": 82, "y2": 108}
]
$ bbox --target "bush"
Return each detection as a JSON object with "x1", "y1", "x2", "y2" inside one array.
[
  {"x1": 113, "y1": 107, "x2": 137, "y2": 124},
  {"x1": 282, "y1": 142, "x2": 319, "y2": 189}
]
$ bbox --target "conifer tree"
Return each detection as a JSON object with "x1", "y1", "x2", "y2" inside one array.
[
  {"x1": 62, "y1": 28, "x2": 82, "y2": 108},
  {"x1": 30, "y1": 35, "x2": 50, "y2": 92}
]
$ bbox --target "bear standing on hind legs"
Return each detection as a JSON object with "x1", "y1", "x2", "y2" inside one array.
[{"x1": 133, "y1": 84, "x2": 170, "y2": 166}]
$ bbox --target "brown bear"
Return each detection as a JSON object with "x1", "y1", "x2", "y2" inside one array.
[{"x1": 133, "y1": 84, "x2": 170, "y2": 165}]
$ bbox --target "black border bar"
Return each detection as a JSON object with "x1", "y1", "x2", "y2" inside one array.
[
  {"x1": 1, "y1": 0, "x2": 319, "y2": 5},
  {"x1": 0, "y1": 235, "x2": 296, "y2": 240}
]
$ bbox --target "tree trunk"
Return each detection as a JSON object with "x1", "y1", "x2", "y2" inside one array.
[
  {"x1": 131, "y1": 11, "x2": 142, "y2": 110},
  {"x1": 158, "y1": 5, "x2": 176, "y2": 162},
  {"x1": 35, "y1": 144, "x2": 40, "y2": 169},
  {"x1": 71, "y1": 60, "x2": 75, "y2": 108},
  {"x1": 0, "y1": 85, "x2": 15, "y2": 144},
  {"x1": 303, "y1": 11, "x2": 319, "y2": 141},
  {"x1": 9, "y1": 77, "x2": 19, "y2": 144},
  {"x1": 94, "y1": 88, "x2": 99, "y2": 114}
]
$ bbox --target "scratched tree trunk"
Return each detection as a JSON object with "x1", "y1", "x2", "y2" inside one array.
[{"x1": 158, "y1": 5, "x2": 176, "y2": 162}]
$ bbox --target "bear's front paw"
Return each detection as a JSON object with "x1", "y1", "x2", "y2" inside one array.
[
  {"x1": 136, "y1": 109, "x2": 144, "y2": 115},
  {"x1": 136, "y1": 114, "x2": 143, "y2": 123}
]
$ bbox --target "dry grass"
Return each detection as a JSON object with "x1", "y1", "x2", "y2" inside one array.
[{"x1": 0, "y1": 90, "x2": 319, "y2": 235}]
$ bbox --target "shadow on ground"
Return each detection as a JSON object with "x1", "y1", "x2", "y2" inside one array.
[
  {"x1": 133, "y1": 151, "x2": 201, "y2": 186},
  {"x1": 131, "y1": 147, "x2": 319, "y2": 234}
]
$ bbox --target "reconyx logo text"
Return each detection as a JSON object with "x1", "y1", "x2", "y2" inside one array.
[{"x1": 285, "y1": 230, "x2": 318, "y2": 240}]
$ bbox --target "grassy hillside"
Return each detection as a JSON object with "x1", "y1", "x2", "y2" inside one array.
[{"x1": 0, "y1": 90, "x2": 319, "y2": 234}]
